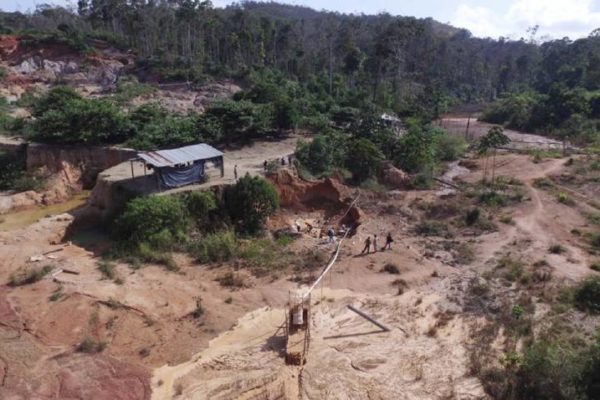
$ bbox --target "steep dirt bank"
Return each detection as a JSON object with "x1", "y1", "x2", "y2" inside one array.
[{"x1": 0, "y1": 142, "x2": 135, "y2": 214}]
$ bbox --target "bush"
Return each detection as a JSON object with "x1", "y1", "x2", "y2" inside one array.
[
  {"x1": 465, "y1": 208, "x2": 480, "y2": 226},
  {"x1": 416, "y1": 220, "x2": 450, "y2": 237},
  {"x1": 217, "y1": 271, "x2": 248, "y2": 288},
  {"x1": 557, "y1": 192, "x2": 575, "y2": 205},
  {"x1": 591, "y1": 263, "x2": 600, "y2": 272},
  {"x1": 8, "y1": 265, "x2": 52, "y2": 286},
  {"x1": 437, "y1": 133, "x2": 468, "y2": 161},
  {"x1": 224, "y1": 175, "x2": 278, "y2": 234},
  {"x1": 113, "y1": 195, "x2": 189, "y2": 248},
  {"x1": 574, "y1": 276, "x2": 600, "y2": 313},
  {"x1": 77, "y1": 336, "x2": 107, "y2": 353},
  {"x1": 189, "y1": 230, "x2": 236, "y2": 263},
  {"x1": 549, "y1": 244, "x2": 566, "y2": 254},
  {"x1": 183, "y1": 190, "x2": 218, "y2": 229},
  {"x1": 382, "y1": 263, "x2": 400, "y2": 274}
]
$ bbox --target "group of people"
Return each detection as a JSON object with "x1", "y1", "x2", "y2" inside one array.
[
  {"x1": 263, "y1": 155, "x2": 294, "y2": 171},
  {"x1": 361, "y1": 233, "x2": 393, "y2": 255}
]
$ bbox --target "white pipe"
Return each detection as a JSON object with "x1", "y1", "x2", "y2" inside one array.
[{"x1": 302, "y1": 195, "x2": 359, "y2": 300}]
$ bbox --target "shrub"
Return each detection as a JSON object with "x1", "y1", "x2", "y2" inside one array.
[
  {"x1": 465, "y1": 208, "x2": 480, "y2": 226},
  {"x1": 437, "y1": 133, "x2": 468, "y2": 161},
  {"x1": 574, "y1": 276, "x2": 600, "y2": 313},
  {"x1": 549, "y1": 244, "x2": 566, "y2": 254},
  {"x1": 217, "y1": 271, "x2": 248, "y2": 288},
  {"x1": 97, "y1": 260, "x2": 116, "y2": 279},
  {"x1": 224, "y1": 175, "x2": 278, "y2": 234},
  {"x1": 8, "y1": 265, "x2": 52, "y2": 286},
  {"x1": 189, "y1": 230, "x2": 236, "y2": 263},
  {"x1": 183, "y1": 190, "x2": 218, "y2": 229},
  {"x1": 191, "y1": 298, "x2": 204, "y2": 319},
  {"x1": 557, "y1": 192, "x2": 575, "y2": 205},
  {"x1": 382, "y1": 263, "x2": 400, "y2": 274},
  {"x1": 496, "y1": 257, "x2": 524, "y2": 282},
  {"x1": 113, "y1": 195, "x2": 189, "y2": 248},
  {"x1": 416, "y1": 220, "x2": 450, "y2": 237},
  {"x1": 591, "y1": 263, "x2": 600, "y2": 272},
  {"x1": 77, "y1": 336, "x2": 107, "y2": 353}
]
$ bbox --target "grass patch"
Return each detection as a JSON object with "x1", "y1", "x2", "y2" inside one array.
[
  {"x1": 49, "y1": 286, "x2": 63, "y2": 302},
  {"x1": 574, "y1": 276, "x2": 600, "y2": 313},
  {"x1": 416, "y1": 220, "x2": 452, "y2": 237},
  {"x1": 8, "y1": 265, "x2": 52, "y2": 286},
  {"x1": 495, "y1": 257, "x2": 524, "y2": 282},
  {"x1": 224, "y1": 296, "x2": 233, "y2": 304},
  {"x1": 189, "y1": 230, "x2": 236, "y2": 263},
  {"x1": 97, "y1": 260, "x2": 116, "y2": 279}
]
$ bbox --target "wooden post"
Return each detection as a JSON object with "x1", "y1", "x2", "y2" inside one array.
[
  {"x1": 220, "y1": 156, "x2": 224, "y2": 177},
  {"x1": 130, "y1": 161, "x2": 134, "y2": 179},
  {"x1": 143, "y1": 161, "x2": 147, "y2": 176}
]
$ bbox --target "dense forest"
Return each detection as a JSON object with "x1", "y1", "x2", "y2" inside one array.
[
  {"x1": 1, "y1": 1, "x2": 599, "y2": 183},
  {"x1": 0, "y1": 1, "x2": 578, "y2": 110}
]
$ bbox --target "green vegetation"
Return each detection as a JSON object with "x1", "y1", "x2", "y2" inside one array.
[
  {"x1": 224, "y1": 175, "x2": 279, "y2": 234},
  {"x1": 574, "y1": 276, "x2": 600, "y2": 314},
  {"x1": 0, "y1": 150, "x2": 46, "y2": 192},
  {"x1": 97, "y1": 260, "x2": 116, "y2": 279},
  {"x1": 188, "y1": 230, "x2": 236, "y2": 263},
  {"x1": 549, "y1": 244, "x2": 566, "y2": 254},
  {"x1": 8, "y1": 265, "x2": 52, "y2": 286}
]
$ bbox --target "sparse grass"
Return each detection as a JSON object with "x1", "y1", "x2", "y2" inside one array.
[
  {"x1": 49, "y1": 286, "x2": 63, "y2": 302},
  {"x1": 533, "y1": 259, "x2": 549, "y2": 268},
  {"x1": 224, "y1": 296, "x2": 233, "y2": 304},
  {"x1": 548, "y1": 244, "x2": 566, "y2": 254},
  {"x1": 499, "y1": 215, "x2": 514, "y2": 225},
  {"x1": 8, "y1": 265, "x2": 52, "y2": 286},
  {"x1": 415, "y1": 220, "x2": 452, "y2": 237},
  {"x1": 216, "y1": 271, "x2": 248, "y2": 289},
  {"x1": 495, "y1": 257, "x2": 524, "y2": 282},
  {"x1": 97, "y1": 260, "x2": 116, "y2": 279},
  {"x1": 188, "y1": 230, "x2": 236, "y2": 263},
  {"x1": 137, "y1": 242, "x2": 179, "y2": 271},
  {"x1": 381, "y1": 263, "x2": 400, "y2": 274},
  {"x1": 533, "y1": 177, "x2": 554, "y2": 189},
  {"x1": 585, "y1": 212, "x2": 600, "y2": 225}
]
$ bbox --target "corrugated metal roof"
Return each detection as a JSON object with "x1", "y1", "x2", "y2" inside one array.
[{"x1": 138, "y1": 143, "x2": 223, "y2": 168}]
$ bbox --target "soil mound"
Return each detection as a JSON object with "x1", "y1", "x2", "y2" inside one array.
[{"x1": 268, "y1": 168, "x2": 362, "y2": 225}]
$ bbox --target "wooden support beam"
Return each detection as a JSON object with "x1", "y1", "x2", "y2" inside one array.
[{"x1": 347, "y1": 305, "x2": 390, "y2": 332}]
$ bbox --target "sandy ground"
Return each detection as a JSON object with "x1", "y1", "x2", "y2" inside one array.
[
  {"x1": 0, "y1": 147, "x2": 598, "y2": 399},
  {"x1": 439, "y1": 117, "x2": 563, "y2": 149},
  {"x1": 100, "y1": 135, "x2": 304, "y2": 197}
]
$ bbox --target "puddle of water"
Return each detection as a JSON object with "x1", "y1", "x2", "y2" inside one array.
[{"x1": 0, "y1": 191, "x2": 90, "y2": 231}]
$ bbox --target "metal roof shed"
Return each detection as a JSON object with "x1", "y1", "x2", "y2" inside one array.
[{"x1": 135, "y1": 143, "x2": 224, "y2": 189}]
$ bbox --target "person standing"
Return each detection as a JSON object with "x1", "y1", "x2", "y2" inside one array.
[
  {"x1": 361, "y1": 236, "x2": 372, "y2": 255},
  {"x1": 383, "y1": 232, "x2": 393, "y2": 250},
  {"x1": 372, "y1": 234, "x2": 378, "y2": 253},
  {"x1": 327, "y1": 227, "x2": 335, "y2": 243},
  {"x1": 234, "y1": 165, "x2": 238, "y2": 181}
]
